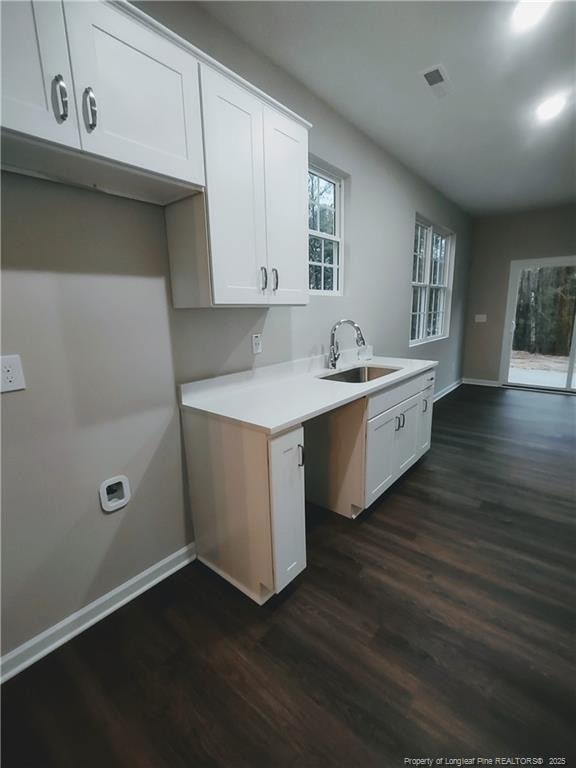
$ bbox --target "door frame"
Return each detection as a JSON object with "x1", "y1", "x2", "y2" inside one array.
[{"x1": 499, "y1": 255, "x2": 576, "y2": 390}]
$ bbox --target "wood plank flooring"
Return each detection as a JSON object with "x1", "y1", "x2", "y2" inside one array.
[{"x1": 2, "y1": 385, "x2": 575, "y2": 766}]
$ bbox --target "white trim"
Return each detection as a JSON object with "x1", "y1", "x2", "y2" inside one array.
[
  {"x1": 0, "y1": 543, "x2": 197, "y2": 683},
  {"x1": 499, "y1": 255, "x2": 576, "y2": 387},
  {"x1": 410, "y1": 216, "x2": 455, "y2": 345},
  {"x1": 410, "y1": 333, "x2": 449, "y2": 348},
  {"x1": 462, "y1": 378, "x2": 501, "y2": 387},
  {"x1": 433, "y1": 378, "x2": 462, "y2": 402}
]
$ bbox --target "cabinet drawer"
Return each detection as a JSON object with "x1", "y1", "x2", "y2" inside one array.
[{"x1": 367, "y1": 370, "x2": 435, "y2": 419}]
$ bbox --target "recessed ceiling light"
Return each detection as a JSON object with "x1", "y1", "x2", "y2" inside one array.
[
  {"x1": 536, "y1": 92, "x2": 567, "y2": 122},
  {"x1": 511, "y1": 1, "x2": 553, "y2": 33}
]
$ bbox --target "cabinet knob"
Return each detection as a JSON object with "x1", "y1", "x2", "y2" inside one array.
[
  {"x1": 84, "y1": 87, "x2": 98, "y2": 130},
  {"x1": 297, "y1": 443, "x2": 305, "y2": 467},
  {"x1": 53, "y1": 75, "x2": 69, "y2": 122}
]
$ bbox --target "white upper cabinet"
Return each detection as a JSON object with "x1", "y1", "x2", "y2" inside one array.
[
  {"x1": 201, "y1": 66, "x2": 268, "y2": 304},
  {"x1": 263, "y1": 107, "x2": 309, "y2": 306},
  {"x1": 1, "y1": 1, "x2": 80, "y2": 148},
  {"x1": 63, "y1": 2, "x2": 204, "y2": 185},
  {"x1": 166, "y1": 65, "x2": 310, "y2": 307}
]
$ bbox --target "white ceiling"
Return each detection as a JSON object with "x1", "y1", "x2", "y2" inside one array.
[{"x1": 201, "y1": 1, "x2": 576, "y2": 213}]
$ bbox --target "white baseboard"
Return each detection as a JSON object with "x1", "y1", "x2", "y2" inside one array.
[
  {"x1": 434, "y1": 378, "x2": 462, "y2": 402},
  {"x1": 0, "y1": 542, "x2": 196, "y2": 683},
  {"x1": 461, "y1": 378, "x2": 501, "y2": 387}
]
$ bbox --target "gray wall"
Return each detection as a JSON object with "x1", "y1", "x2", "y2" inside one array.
[
  {"x1": 2, "y1": 3, "x2": 471, "y2": 654},
  {"x1": 463, "y1": 204, "x2": 576, "y2": 381},
  {"x1": 1, "y1": 173, "x2": 190, "y2": 653},
  {"x1": 138, "y1": 2, "x2": 472, "y2": 394}
]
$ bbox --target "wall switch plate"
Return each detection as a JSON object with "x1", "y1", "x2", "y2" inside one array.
[
  {"x1": 1, "y1": 355, "x2": 26, "y2": 393},
  {"x1": 252, "y1": 333, "x2": 263, "y2": 354},
  {"x1": 474, "y1": 314, "x2": 487, "y2": 323}
]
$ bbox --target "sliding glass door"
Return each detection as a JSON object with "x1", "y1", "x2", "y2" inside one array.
[{"x1": 501, "y1": 257, "x2": 576, "y2": 392}]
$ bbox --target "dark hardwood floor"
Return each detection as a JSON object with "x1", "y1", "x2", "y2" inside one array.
[{"x1": 2, "y1": 385, "x2": 575, "y2": 767}]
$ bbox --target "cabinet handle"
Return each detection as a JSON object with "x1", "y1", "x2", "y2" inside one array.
[
  {"x1": 400, "y1": 413, "x2": 406, "y2": 428},
  {"x1": 394, "y1": 416, "x2": 401, "y2": 432},
  {"x1": 297, "y1": 443, "x2": 305, "y2": 467},
  {"x1": 53, "y1": 74, "x2": 69, "y2": 121},
  {"x1": 272, "y1": 268, "x2": 279, "y2": 291},
  {"x1": 84, "y1": 87, "x2": 97, "y2": 130},
  {"x1": 423, "y1": 398, "x2": 428, "y2": 413},
  {"x1": 260, "y1": 266, "x2": 268, "y2": 291}
]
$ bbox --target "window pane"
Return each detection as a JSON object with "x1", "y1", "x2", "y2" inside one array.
[
  {"x1": 309, "y1": 236, "x2": 322, "y2": 263},
  {"x1": 431, "y1": 232, "x2": 447, "y2": 285},
  {"x1": 309, "y1": 264, "x2": 321, "y2": 290},
  {"x1": 318, "y1": 177, "x2": 335, "y2": 207},
  {"x1": 428, "y1": 287, "x2": 446, "y2": 316},
  {"x1": 411, "y1": 313, "x2": 419, "y2": 340},
  {"x1": 324, "y1": 240, "x2": 334, "y2": 264},
  {"x1": 319, "y1": 206, "x2": 335, "y2": 235},
  {"x1": 412, "y1": 222, "x2": 428, "y2": 283},
  {"x1": 309, "y1": 203, "x2": 319, "y2": 231},
  {"x1": 413, "y1": 286, "x2": 427, "y2": 315},
  {"x1": 323, "y1": 266, "x2": 334, "y2": 291},
  {"x1": 308, "y1": 172, "x2": 318, "y2": 202}
]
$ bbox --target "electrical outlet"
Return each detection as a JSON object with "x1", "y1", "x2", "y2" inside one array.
[
  {"x1": 1, "y1": 355, "x2": 26, "y2": 393},
  {"x1": 252, "y1": 333, "x2": 263, "y2": 354}
]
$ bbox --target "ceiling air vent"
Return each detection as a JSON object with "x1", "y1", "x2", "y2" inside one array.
[
  {"x1": 424, "y1": 68, "x2": 444, "y2": 87},
  {"x1": 422, "y1": 66, "x2": 449, "y2": 99}
]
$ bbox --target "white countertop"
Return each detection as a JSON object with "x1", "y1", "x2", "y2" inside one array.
[{"x1": 180, "y1": 349, "x2": 438, "y2": 435}]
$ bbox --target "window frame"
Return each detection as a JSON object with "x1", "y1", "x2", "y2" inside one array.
[
  {"x1": 409, "y1": 216, "x2": 455, "y2": 346},
  {"x1": 308, "y1": 165, "x2": 344, "y2": 296}
]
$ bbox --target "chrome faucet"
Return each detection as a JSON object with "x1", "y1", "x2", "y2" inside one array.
[{"x1": 328, "y1": 319, "x2": 366, "y2": 369}]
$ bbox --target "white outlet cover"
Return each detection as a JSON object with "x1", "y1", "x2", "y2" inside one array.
[
  {"x1": 99, "y1": 475, "x2": 131, "y2": 513},
  {"x1": 252, "y1": 333, "x2": 263, "y2": 354},
  {"x1": 1, "y1": 355, "x2": 26, "y2": 393}
]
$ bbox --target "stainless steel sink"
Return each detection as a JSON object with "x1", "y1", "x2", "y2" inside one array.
[{"x1": 320, "y1": 366, "x2": 400, "y2": 383}]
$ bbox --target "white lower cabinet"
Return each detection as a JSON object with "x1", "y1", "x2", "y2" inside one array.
[
  {"x1": 181, "y1": 411, "x2": 306, "y2": 604},
  {"x1": 306, "y1": 370, "x2": 436, "y2": 519},
  {"x1": 268, "y1": 428, "x2": 307, "y2": 592},
  {"x1": 365, "y1": 392, "x2": 422, "y2": 507},
  {"x1": 365, "y1": 403, "x2": 400, "y2": 507},
  {"x1": 419, "y1": 385, "x2": 434, "y2": 453}
]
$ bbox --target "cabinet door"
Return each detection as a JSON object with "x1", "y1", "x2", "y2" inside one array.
[
  {"x1": 365, "y1": 403, "x2": 401, "y2": 507},
  {"x1": 263, "y1": 107, "x2": 309, "y2": 305},
  {"x1": 419, "y1": 386, "x2": 434, "y2": 454},
  {"x1": 268, "y1": 428, "x2": 306, "y2": 592},
  {"x1": 396, "y1": 393, "x2": 421, "y2": 474},
  {"x1": 201, "y1": 66, "x2": 268, "y2": 305},
  {"x1": 63, "y1": 2, "x2": 204, "y2": 184},
  {"x1": 1, "y1": 1, "x2": 80, "y2": 148}
]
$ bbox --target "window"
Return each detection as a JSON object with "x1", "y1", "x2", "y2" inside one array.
[
  {"x1": 308, "y1": 168, "x2": 342, "y2": 294},
  {"x1": 410, "y1": 217, "x2": 454, "y2": 344}
]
